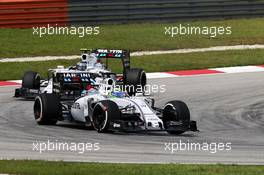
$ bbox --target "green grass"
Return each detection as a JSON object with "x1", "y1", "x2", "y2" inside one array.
[
  {"x1": 0, "y1": 18, "x2": 263, "y2": 58},
  {"x1": 0, "y1": 160, "x2": 263, "y2": 175},
  {"x1": 0, "y1": 49, "x2": 264, "y2": 80}
]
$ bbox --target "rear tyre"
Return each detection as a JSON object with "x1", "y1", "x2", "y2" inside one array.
[
  {"x1": 124, "y1": 68, "x2": 147, "y2": 96},
  {"x1": 33, "y1": 94, "x2": 61, "y2": 125},
  {"x1": 162, "y1": 101, "x2": 190, "y2": 135},
  {"x1": 22, "y1": 71, "x2": 40, "y2": 89},
  {"x1": 92, "y1": 100, "x2": 120, "y2": 133}
]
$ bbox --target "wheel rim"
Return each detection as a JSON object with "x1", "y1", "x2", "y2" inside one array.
[
  {"x1": 93, "y1": 105, "x2": 108, "y2": 131},
  {"x1": 34, "y1": 74, "x2": 40, "y2": 88},
  {"x1": 140, "y1": 71, "x2": 147, "y2": 87},
  {"x1": 163, "y1": 103, "x2": 183, "y2": 131},
  {"x1": 34, "y1": 97, "x2": 42, "y2": 121},
  {"x1": 164, "y1": 104, "x2": 178, "y2": 122}
]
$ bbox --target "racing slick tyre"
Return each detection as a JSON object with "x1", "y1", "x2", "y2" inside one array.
[
  {"x1": 33, "y1": 94, "x2": 61, "y2": 125},
  {"x1": 22, "y1": 71, "x2": 40, "y2": 89},
  {"x1": 92, "y1": 100, "x2": 121, "y2": 133},
  {"x1": 124, "y1": 68, "x2": 147, "y2": 96},
  {"x1": 162, "y1": 101, "x2": 190, "y2": 135}
]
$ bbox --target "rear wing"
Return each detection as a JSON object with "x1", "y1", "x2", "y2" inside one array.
[
  {"x1": 80, "y1": 48, "x2": 130, "y2": 72},
  {"x1": 93, "y1": 49, "x2": 130, "y2": 72}
]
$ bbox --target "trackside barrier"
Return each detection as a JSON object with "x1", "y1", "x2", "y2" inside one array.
[
  {"x1": 0, "y1": 0, "x2": 264, "y2": 28},
  {"x1": 68, "y1": 0, "x2": 264, "y2": 25},
  {"x1": 0, "y1": 0, "x2": 68, "y2": 28}
]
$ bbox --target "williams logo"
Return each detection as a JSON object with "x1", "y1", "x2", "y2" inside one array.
[{"x1": 63, "y1": 73, "x2": 91, "y2": 78}]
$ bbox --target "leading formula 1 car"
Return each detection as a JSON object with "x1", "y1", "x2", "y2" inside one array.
[
  {"x1": 33, "y1": 82, "x2": 198, "y2": 134},
  {"x1": 14, "y1": 49, "x2": 147, "y2": 99}
]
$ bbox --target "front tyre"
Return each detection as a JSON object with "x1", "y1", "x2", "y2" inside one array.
[
  {"x1": 92, "y1": 100, "x2": 120, "y2": 133},
  {"x1": 33, "y1": 94, "x2": 61, "y2": 125},
  {"x1": 162, "y1": 100, "x2": 190, "y2": 135},
  {"x1": 22, "y1": 71, "x2": 40, "y2": 89}
]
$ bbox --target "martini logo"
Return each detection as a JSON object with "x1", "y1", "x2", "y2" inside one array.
[
  {"x1": 97, "y1": 49, "x2": 123, "y2": 54},
  {"x1": 109, "y1": 50, "x2": 123, "y2": 54}
]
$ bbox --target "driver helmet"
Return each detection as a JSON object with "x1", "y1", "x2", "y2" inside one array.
[
  {"x1": 111, "y1": 91, "x2": 127, "y2": 98},
  {"x1": 81, "y1": 84, "x2": 96, "y2": 96},
  {"x1": 76, "y1": 61, "x2": 87, "y2": 71}
]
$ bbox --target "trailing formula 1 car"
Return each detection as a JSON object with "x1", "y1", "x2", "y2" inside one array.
[
  {"x1": 14, "y1": 49, "x2": 147, "y2": 99},
  {"x1": 33, "y1": 82, "x2": 198, "y2": 134}
]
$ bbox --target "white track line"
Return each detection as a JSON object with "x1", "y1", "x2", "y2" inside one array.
[
  {"x1": 146, "y1": 72, "x2": 178, "y2": 79},
  {"x1": 0, "y1": 44, "x2": 264, "y2": 62},
  {"x1": 132, "y1": 44, "x2": 264, "y2": 56},
  {"x1": 210, "y1": 66, "x2": 264, "y2": 73}
]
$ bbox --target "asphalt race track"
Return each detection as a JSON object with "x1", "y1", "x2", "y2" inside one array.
[{"x1": 0, "y1": 72, "x2": 263, "y2": 164}]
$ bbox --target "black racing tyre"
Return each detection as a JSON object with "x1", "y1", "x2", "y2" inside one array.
[
  {"x1": 33, "y1": 94, "x2": 61, "y2": 125},
  {"x1": 124, "y1": 68, "x2": 147, "y2": 96},
  {"x1": 162, "y1": 101, "x2": 190, "y2": 135},
  {"x1": 22, "y1": 71, "x2": 40, "y2": 89},
  {"x1": 92, "y1": 100, "x2": 121, "y2": 133}
]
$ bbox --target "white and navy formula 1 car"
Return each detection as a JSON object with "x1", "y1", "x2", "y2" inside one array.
[
  {"x1": 14, "y1": 49, "x2": 146, "y2": 99},
  {"x1": 33, "y1": 82, "x2": 198, "y2": 134}
]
